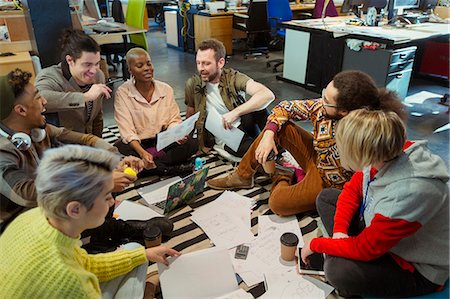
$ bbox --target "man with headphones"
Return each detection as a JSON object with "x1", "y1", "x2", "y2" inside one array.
[{"x1": 0, "y1": 69, "x2": 173, "y2": 252}]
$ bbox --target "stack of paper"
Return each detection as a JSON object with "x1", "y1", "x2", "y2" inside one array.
[
  {"x1": 113, "y1": 200, "x2": 160, "y2": 220},
  {"x1": 191, "y1": 191, "x2": 255, "y2": 249}
]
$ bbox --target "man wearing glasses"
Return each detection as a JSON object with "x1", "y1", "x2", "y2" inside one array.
[{"x1": 207, "y1": 70, "x2": 406, "y2": 216}]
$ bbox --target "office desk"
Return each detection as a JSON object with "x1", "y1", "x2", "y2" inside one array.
[
  {"x1": 194, "y1": 10, "x2": 243, "y2": 55},
  {"x1": 0, "y1": 51, "x2": 35, "y2": 83},
  {"x1": 279, "y1": 17, "x2": 450, "y2": 98},
  {"x1": 85, "y1": 23, "x2": 146, "y2": 45}
]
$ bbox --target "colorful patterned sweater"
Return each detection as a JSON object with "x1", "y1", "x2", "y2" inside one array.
[
  {"x1": 0, "y1": 208, "x2": 147, "y2": 298},
  {"x1": 266, "y1": 99, "x2": 353, "y2": 189}
]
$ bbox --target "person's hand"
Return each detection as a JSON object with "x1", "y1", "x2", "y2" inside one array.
[
  {"x1": 117, "y1": 156, "x2": 145, "y2": 173},
  {"x1": 176, "y1": 136, "x2": 189, "y2": 145},
  {"x1": 140, "y1": 151, "x2": 156, "y2": 170},
  {"x1": 145, "y1": 246, "x2": 181, "y2": 266},
  {"x1": 255, "y1": 130, "x2": 277, "y2": 164},
  {"x1": 300, "y1": 239, "x2": 314, "y2": 266},
  {"x1": 222, "y1": 110, "x2": 239, "y2": 130},
  {"x1": 83, "y1": 84, "x2": 112, "y2": 102},
  {"x1": 332, "y1": 232, "x2": 349, "y2": 239},
  {"x1": 112, "y1": 171, "x2": 136, "y2": 192}
]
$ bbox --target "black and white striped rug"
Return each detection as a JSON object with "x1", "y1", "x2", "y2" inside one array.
[{"x1": 103, "y1": 125, "x2": 322, "y2": 297}]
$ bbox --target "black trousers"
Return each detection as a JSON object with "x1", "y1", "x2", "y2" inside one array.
[
  {"x1": 316, "y1": 188, "x2": 439, "y2": 298},
  {"x1": 222, "y1": 109, "x2": 269, "y2": 158},
  {"x1": 114, "y1": 136, "x2": 198, "y2": 168}
]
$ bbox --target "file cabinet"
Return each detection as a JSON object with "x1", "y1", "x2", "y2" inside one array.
[{"x1": 342, "y1": 45, "x2": 417, "y2": 100}]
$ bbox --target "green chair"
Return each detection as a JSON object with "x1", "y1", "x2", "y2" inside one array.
[
  {"x1": 126, "y1": 0, "x2": 148, "y2": 51},
  {"x1": 100, "y1": 0, "x2": 148, "y2": 79}
]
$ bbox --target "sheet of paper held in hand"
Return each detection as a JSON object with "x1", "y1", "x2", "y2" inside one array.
[
  {"x1": 158, "y1": 247, "x2": 239, "y2": 298},
  {"x1": 205, "y1": 107, "x2": 245, "y2": 152},
  {"x1": 156, "y1": 112, "x2": 200, "y2": 151}
]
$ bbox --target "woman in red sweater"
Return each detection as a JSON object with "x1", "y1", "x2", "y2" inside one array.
[{"x1": 301, "y1": 109, "x2": 449, "y2": 297}]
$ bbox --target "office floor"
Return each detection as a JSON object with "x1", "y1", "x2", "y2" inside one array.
[{"x1": 103, "y1": 25, "x2": 449, "y2": 166}]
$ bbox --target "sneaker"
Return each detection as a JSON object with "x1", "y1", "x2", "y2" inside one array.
[{"x1": 207, "y1": 171, "x2": 254, "y2": 190}]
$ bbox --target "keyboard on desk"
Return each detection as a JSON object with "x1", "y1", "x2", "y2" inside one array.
[{"x1": 152, "y1": 200, "x2": 167, "y2": 210}]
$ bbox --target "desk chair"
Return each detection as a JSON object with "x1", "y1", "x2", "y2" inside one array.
[
  {"x1": 100, "y1": 0, "x2": 149, "y2": 80},
  {"x1": 266, "y1": 0, "x2": 312, "y2": 72},
  {"x1": 233, "y1": 0, "x2": 270, "y2": 59},
  {"x1": 313, "y1": 0, "x2": 338, "y2": 19}
]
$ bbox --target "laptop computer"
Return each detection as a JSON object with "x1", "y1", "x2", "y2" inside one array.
[{"x1": 138, "y1": 167, "x2": 209, "y2": 215}]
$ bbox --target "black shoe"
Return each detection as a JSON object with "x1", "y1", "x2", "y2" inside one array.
[
  {"x1": 126, "y1": 217, "x2": 174, "y2": 237},
  {"x1": 154, "y1": 162, "x2": 194, "y2": 177}
]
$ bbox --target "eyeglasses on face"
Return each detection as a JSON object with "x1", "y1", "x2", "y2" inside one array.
[{"x1": 322, "y1": 89, "x2": 340, "y2": 108}]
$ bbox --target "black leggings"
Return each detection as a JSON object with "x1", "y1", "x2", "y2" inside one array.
[
  {"x1": 114, "y1": 136, "x2": 198, "y2": 167},
  {"x1": 316, "y1": 188, "x2": 440, "y2": 298}
]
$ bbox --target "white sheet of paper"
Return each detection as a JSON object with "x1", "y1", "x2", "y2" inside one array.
[
  {"x1": 137, "y1": 176, "x2": 181, "y2": 206},
  {"x1": 114, "y1": 200, "x2": 160, "y2": 220},
  {"x1": 261, "y1": 272, "x2": 325, "y2": 299},
  {"x1": 258, "y1": 215, "x2": 304, "y2": 248},
  {"x1": 215, "y1": 288, "x2": 254, "y2": 299},
  {"x1": 205, "y1": 107, "x2": 244, "y2": 152},
  {"x1": 191, "y1": 210, "x2": 254, "y2": 249},
  {"x1": 156, "y1": 112, "x2": 200, "y2": 151},
  {"x1": 433, "y1": 123, "x2": 450, "y2": 134},
  {"x1": 158, "y1": 247, "x2": 239, "y2": 298},
  {"x1": 405, "y1": 91, "x2": 443, "y2": 105}
]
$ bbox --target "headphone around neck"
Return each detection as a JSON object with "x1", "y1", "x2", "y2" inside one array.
[{"x1": 0, "y1": 127, "x2": 46, "y2": 151}]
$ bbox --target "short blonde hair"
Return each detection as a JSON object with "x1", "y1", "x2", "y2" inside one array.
[
  {"x1": 336, "y1": 109, "x2": 406, "y2": 171},
  {"x1": 126, "y1": 47, "x2": 150, "y2": 65},
  {"x1": 36, "y1": 145, "x2": 120, "y2": 220}
]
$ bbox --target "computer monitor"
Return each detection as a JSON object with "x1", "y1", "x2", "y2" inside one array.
[
  {"x1": 419, "y1": 0, "x2": 438, "y2": 11},
  {"x1": 83, "y1": 0, "x2": 102, "y2": 20},
  {"x1": 387, "y1": 0, "x2": 419, "y2": 23}
]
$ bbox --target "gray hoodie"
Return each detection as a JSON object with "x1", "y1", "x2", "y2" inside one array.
[{"x1": 365, "y1": 141, "x2": 449, "y2": 285}]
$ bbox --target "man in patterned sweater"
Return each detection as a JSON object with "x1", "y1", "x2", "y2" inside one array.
[{"x1": 207, "y1": 71, "x2": 406, "y2": 216}]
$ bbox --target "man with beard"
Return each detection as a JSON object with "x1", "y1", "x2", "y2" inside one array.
[
  {"x1": 36, "y1": 29, "x2": 111, "y2": 137},
  {"x1": 185, "y1": 39, "x2": 275, "y2": 157},
  {"x1": 207, "y1": 70, "x2": 406, "y2": 216}
]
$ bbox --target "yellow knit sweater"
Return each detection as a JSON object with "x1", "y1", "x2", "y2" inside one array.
[{"x1": 0, "y1": 208, "x2": 147, "y2": 298}]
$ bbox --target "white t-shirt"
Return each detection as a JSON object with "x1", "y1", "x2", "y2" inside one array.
[{"x1": 205, "y1": 82, "x2": 241, "y2": 146}]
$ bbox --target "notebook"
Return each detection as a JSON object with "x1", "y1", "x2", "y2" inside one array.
[
  {"x1": 138, "y1": 167, "x2": 209, "y2": 215},
  {"x1": 91, "y1": 23, "x2": 126, "y2": 33}
]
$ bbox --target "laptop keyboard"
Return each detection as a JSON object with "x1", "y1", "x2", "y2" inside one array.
[{"x1": 153, "y1": 201, "x2": 166, "y2": 210}]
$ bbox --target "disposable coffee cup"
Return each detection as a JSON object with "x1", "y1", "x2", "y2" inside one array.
[
  {"x1": 262, "y1": 160, "x2": 276, "y2": 174},
  {"x1": 280, "y1": 232, "x2": 299, "y2": 261},
  {"x1": 143, "y1": 226, "x2": 162, "y2": 248}
]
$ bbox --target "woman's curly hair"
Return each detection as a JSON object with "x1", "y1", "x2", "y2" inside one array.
[{"x1": 8, "y1": 68, "x2": 32, "y2": 98}]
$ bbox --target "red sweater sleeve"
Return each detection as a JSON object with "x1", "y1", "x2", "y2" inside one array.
[
  {"x1": 332, "y1": 172, "x2": 363, "y2": 234},
  {"x1": 311, "y1": 213, "x2": 422, "y2": 261}
]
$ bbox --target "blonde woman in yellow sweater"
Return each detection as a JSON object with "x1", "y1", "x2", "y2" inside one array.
[{"x1": 0, "y1": 145, "x2": 180, "y2": 298}]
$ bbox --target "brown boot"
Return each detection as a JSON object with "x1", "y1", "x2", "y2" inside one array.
[{"x1": 207, "y1": 171, "x2": 254, "y2": 190}]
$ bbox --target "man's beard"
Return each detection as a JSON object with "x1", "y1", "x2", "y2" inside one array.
[
  {"x1": 201, "y1": 69, "x2": 220, "y2": 83},
  {"x1": 323, "y1": 108, "x2": 344, "y2": 120}
]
